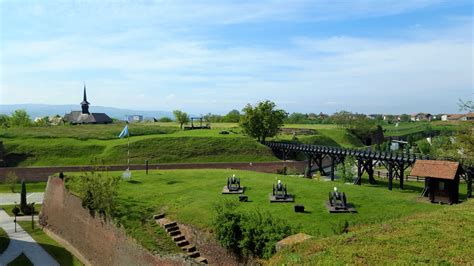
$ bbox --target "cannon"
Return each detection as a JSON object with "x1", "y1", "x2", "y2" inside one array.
[
  {"x1": 227, "y1": 174, "x2": 241, "y2": 191},
  {"x1": 326, "y1": 187, "x2": 356, "y2": 212},
  {"x1": 270, "y1": 180, "x2": 294, "y2": 202},
  {"x1": 329, "y1": 187, "x2": 347, "y2": 209},
  {"x1": 222, "y1": 174, "x2": 244, "y2": 194},
  {"x1": 273, "y1": 180, "x2": 288, "y2": 199}
]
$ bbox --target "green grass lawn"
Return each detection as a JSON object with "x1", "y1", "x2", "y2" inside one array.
[
  {"x1": 383, "y1": 121, "x2": 462, "y2": 137},
  {"x1": 0, "y1": 182, "x2": 47, "y2": 193},
  {"x1": 17, "y1": 221, "x2": 83, "y2": 266},
  {"x1": 269, "y1": 199, "x2": 474, "y2": 265},
  {"x1": 65, "y1": 169, "x2": 448, "y2": 255},
  {"x1": 0, "y1": 227, "x2": 9, "y2": 254}
]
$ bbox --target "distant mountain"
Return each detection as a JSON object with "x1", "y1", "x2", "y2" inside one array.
[{"x1": 0, "y1": 104, "x2": 173, "y2": 120}]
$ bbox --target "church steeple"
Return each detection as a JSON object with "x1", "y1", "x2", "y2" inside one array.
[{"x1": 80, "y1": 83, "x2": 90, "y2": 114}]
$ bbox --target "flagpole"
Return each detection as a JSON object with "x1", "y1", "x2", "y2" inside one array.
[{"x1": 127, "y1": 127, "x2": 130, "y2": 170}]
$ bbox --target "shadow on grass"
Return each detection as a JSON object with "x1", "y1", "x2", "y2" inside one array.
[
  {"x1": 126, "y1": 180, "x2": 142, "y2": 184},
  {"x1": 166, "y1": 180, "x2": 183, "y2": 185}
]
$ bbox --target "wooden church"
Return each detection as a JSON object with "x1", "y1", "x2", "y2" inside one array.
[{"x1": 63, "y1": 85, "x2": 113, "y2": 125}]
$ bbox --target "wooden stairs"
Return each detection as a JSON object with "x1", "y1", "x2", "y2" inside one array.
[{"x1": 154, "y1": 213, "x2": 208, "y2": 264}]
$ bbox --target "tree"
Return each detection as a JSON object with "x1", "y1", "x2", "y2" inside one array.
[
  {"x1": 10, "y1": 109, "x2": 31, "y2": 127},
  {"x1": 285, "y1": 112, "x2": 307, "y2": 124},
  {"x1": 0, "y1": 114, "x2": 10, "y2": 128},
  {"x1": 224, "y1": 109, "x2": 241, "y2": 123},
  {"x1": 337, "y1": 156, "x2": 356, "y2": 183},
  {"x1": 35, "y1": 116, "x2": 50, "y2": 127},
  {"x1": 399, "y1": 114, "x2": 411, "y2": 122},
  {"x1": 158, "y1": 117, "x2": 172, "y2": 122},
  {"x1": 78, "y1": 170, "x2": 121, "y2": 217},
  {"x1": 173, "y1": 110, "x2": 190, "y2": 129},
  {"x1": 458, "y1": 99, "x2": 473, "y2": 112},
  {"x1": 240, "y1": 100, "x2": 288, "y2": 142},
  {"x1": 5, "y1": 171, "x2": 18, "y2": 193}
]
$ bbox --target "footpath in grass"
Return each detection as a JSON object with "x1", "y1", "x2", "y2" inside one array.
[
  {"x1": 269, "y1": 199, "x2": 474, "y2": 265},
  {"x1": 66, "y1": 169, "x2": 445, "y2": 255},
  {"x1": 17, "y1": 221, "x2": 83, "y2": 266}
]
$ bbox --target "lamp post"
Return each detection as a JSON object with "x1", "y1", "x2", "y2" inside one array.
[{"x1": 12, "y1": 205, "x2": 20, "y2": 233}]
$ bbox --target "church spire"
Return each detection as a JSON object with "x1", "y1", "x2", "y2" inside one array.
[{"x1": 81, "y1": 83, "x2": 90, "y2": 114}]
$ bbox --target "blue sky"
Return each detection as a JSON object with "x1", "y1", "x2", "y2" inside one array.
[{"x1": 0, "y1": 0, "x2": 472, "y2": 114}]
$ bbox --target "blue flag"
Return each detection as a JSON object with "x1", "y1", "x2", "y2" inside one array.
[{"x1": 118, "y1": 125, "x2": 129, "y2": 138}]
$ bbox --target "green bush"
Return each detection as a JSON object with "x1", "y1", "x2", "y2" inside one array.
[
  {"x1": 214, "y1": 201, "x2": 293, "y2": 259},
  {"x1": 77, "y1": 169, "x2": 121, "y2": 217}
]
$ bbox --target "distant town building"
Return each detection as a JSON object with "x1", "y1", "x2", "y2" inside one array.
[
  {"x1": 411, "y1": 113, "x2": 432, "y2": 122},
  {"x1": 63, "y1": 85, "x2": 113, "y2": 125},
  {"x1": 441, "y1": 112, "x2": 474, "y2": 121},
  {"x1": 126, "y1": 115, "x2": 144, "y2": 123}
]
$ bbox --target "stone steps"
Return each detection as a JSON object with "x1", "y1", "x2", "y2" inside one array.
[
  {"x1": 155, "y1": 214, "x2": 208, "y2": 264},
  {"x1": 177, "y1": 240, "x2": 189, "y2": 247},
  {"x1": 188, "y1": 251, "x2": 200, "y2": 258},
  {"x1": 173, "y1": 235, "x2": 186, "y2": 242},
  {"x1": 181, "y1": 245, "x2": 196, "y2": 252},
  {"x1": 196, "y1": 257, "x2": 208, "y2": 264}
]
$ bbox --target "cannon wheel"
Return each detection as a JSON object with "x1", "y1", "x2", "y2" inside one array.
[{"x1": 342, "y1": 193, "x2": 347, "y2": 208}]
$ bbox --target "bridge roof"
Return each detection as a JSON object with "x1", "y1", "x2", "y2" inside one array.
[{"x1": 410, "y1": 160, "x2": 460, "y2": 180}]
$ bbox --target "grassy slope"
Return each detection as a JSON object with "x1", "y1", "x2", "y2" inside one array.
[
  {"x1": 383, "y1": 121, "x2": 462, "y2": 137},
  {"x1": 0, "y1": 227, "x2": 9, "y2": 254},
  {"x1": 2, "y1": 123, "x2": 364, "y2": 167},
  {"x1": 66, "y1": 169, "x2": 446, "y2": 255},
  {"x1": 3, "y1": 129, "x2": 277, "y2": 166},
  {"x1": 17, "y1": 221, "x2": 82, "y2": 266},
  {"x1": 269, "y1": 199, "x2": 474, "y2": 265}
]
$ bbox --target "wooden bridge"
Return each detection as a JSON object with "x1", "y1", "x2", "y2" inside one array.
[{"x1": 263, "y1": 141, "x2": 472, "y2": 196}]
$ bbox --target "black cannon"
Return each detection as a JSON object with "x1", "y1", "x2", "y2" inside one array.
[
  {"x1": 269, "y1": 180, "x2": 294, "y2": 202},
  {"x1": 329, "y1": 187, "x2": 347, "y2": 209},
  {"x1": 222, "y1": 174, "x2": 244, "y2": 194},
  {"x1": 227, "y1": 175, "x2": 241, "y2": 191}
]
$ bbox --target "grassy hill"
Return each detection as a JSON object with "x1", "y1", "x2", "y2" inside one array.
[
  {"x1": 269, "y1": 198, "x2": 474, "y2": 265},
  {"x1": 1, "y1": 123, "x2": 364, "y2": 166}
]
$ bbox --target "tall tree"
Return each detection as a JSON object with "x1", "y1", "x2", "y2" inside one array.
[
  {"x1": 10, "y1": 109, "x2": 31, "y2": 127},
  {"x1": 173, "y1": 110, "x2": 190, "y2": 129},
  {"x1": 240, "y1": 100, "x2": 288, "y2": 142},
  {"x1": 224, "y1": 109, "x2": 241, "y2": 123}
]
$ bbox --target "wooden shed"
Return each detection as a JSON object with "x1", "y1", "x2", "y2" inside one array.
[{"x1": 410, "y1": 160, "x2": 461, "y2": 204}]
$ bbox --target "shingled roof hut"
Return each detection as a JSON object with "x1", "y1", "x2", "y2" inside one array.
[{"x1": 410, "y1": 160, "x2": 461, "y2": 204}]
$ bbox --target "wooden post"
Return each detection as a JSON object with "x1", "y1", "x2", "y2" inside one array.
[
  {"x1": 367, "y1": 160, "x2": 376, "y2": 184},
  {"x1": 306, "y1": 155, "x2": 312, "y2": 178},
  {"x1": 388, "y1": 163, "x2": 393, "y2": 191},
  {"x1": 399, "y1": 162, "x2": 404, "y2": 190},
  {"x1": 467, "y1": 169, "x2": 473, "y2": 198},
  {"x1": 356, "y1": 159, "x2": 362, "y2": 185},
  {"x1": 330, "y1": 156, "x2": 335, "y2": 181},
  {"x1": 145, "y1": 160, "x2": 149, "y2": 175}
]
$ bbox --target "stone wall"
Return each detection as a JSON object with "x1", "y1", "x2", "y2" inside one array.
[
  {"x1": 41, "y1": 176, "x2": 189, "y2": 266},
  {"x1": 0, "y1": 161, "x2": 306, "y2": 182}
]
